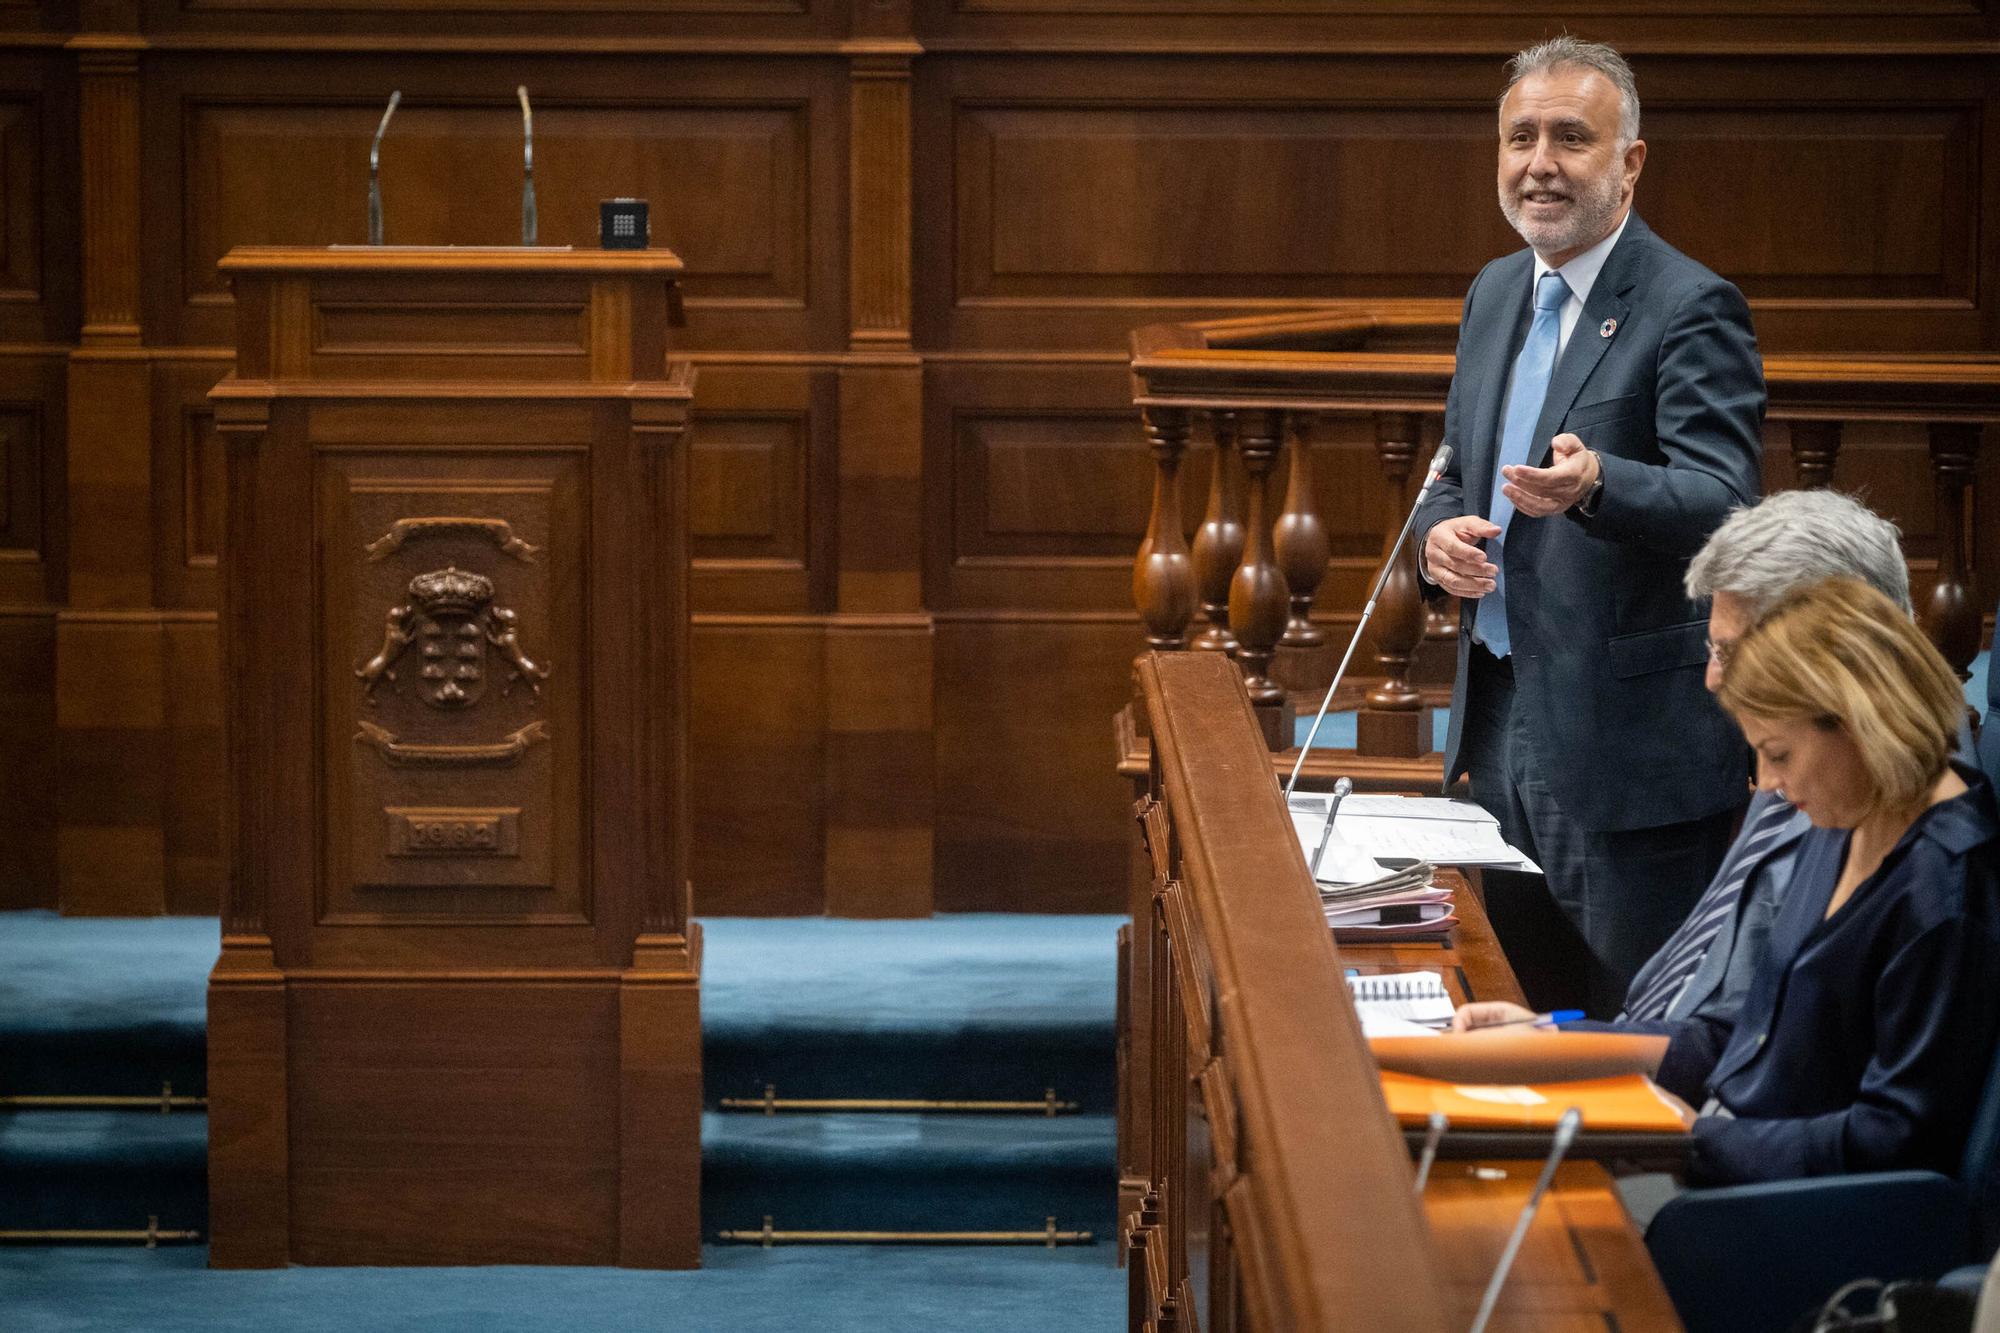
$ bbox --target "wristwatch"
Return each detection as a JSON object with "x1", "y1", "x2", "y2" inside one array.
[{"x1": 1573, "y1": 450, "x2": 1606, "y2": 518}]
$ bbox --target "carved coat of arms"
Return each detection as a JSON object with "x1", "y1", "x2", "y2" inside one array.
[{"x1": 356, "y1": 566, "x2": 549, "y2": 709}]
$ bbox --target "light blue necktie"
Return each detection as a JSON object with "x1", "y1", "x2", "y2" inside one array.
[{"x1": 1474, "y1": 270, "x2": 1571, "y2": 659}]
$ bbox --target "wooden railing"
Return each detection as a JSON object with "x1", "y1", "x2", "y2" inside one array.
[
  {"x1": 1126, "y1": 649, "x2": 1681, "y2": 1331},
  {"x1": 1130, "y1": 311, "x2": 2000, "y2": 755}
]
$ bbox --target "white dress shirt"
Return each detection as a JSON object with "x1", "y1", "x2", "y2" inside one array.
[{"x1": 1534, "y1": 210, "x2": 1631, "y2": 357}]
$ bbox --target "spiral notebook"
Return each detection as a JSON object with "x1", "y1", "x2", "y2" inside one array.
[{"x1": 1346, "y1": 970, "x2": 1454, "y2": 1030}]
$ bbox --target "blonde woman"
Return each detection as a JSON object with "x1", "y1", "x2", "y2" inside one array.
[{"x1": 1456, "y1": 576, "x2": 2000, "y2": 1185}]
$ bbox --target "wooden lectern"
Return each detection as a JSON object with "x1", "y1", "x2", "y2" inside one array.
[{"x1": 204, "y1": 248, "x2": 700, "y2": 1269}]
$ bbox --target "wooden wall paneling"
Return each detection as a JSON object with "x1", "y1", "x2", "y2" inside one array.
[
  {"x1": 911, "y1": 3, "x2": 1999, "y2": 63},
  {"x1": 838, "y1": 359, "x2": 922, "y2": 613},
  {"x1": 59, "y1": 346, "x2": 160, "y2": 914},
  {"x1": 0, "y1": 52, "x2": 78, "y2": 347},
  {"x1": 1637, "y1": 54, "x2": 1994, "y2": 353},
  {"x1": 144, "y1": 54, "x2": 849, "y2": 353},
  {"x1": 149, "y1": 354, "x2": 227, "y2": 610},
  {"x1": 78, "y1": 48, "x2": 139, "y2": 345},
  {"x1": 137, "y1": 0, "x2": 849, "y2": 44},
  {"x1": 822, "y1": 616, "x2": 932, "y2": 916},
  {"x1": 0, "y1": 352, "x2": 66, "y2": 607},
  {"x1": 688, "y1": 617, "x2": 827, "y2": 914},
  {"x1": 841, "y1": 45, "x2": 927, "y2": 619},
  {"x1": 688, "y1": 361, "x2": 836, "y2": 615},
  {"x1": 914, "y1": 54, "x2": 1506, "y2": 351},
  {"x1": 849, "y1": 49, "x2": 914, "y2": 349},
  {"x1": 0, "y1": 610, "x2": 55, "y2": 909},
  {"x1": 163, "y1": 614, "x2": 223, "y2": 913},
  {"x1": 55, "y1": 612, "x2": 167, "y2": 914},
  {"x1": 923, "y1": 357, "x2": 1152, "y2": 610},
  {"x1": 916, "y1": 52, "x2": 2000, "y2": 354},
  {"x1": 932, "y1": 614, "x2": 1134, "y2": 912}
]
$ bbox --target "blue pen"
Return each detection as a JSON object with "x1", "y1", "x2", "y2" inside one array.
[{"x1": 1483, "y1": 1008, "x2": 1585, "y2": 1028}]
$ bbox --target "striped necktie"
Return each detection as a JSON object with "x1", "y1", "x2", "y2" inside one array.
[
  {"x1": 1473, "y1": 269, "x2": 1571, "y2": 659},
  {"x1": 1623, "y1": 798, "x2": 1797, "y2": 1023}
]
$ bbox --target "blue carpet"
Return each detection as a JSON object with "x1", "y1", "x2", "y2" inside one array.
[
  {"x1": 0, "y1": 912, "x2": 213, "y2": 1097},
  {"x1": 702, "y1": 1111, "x2": 1116, "y2": 1237},
  {"x1": 0, "y1": 1244, "x2": 1122, "y2": 1333},
  {"x1": 702, "y1": 916, "x2": 1120, "y2": 1111},
  {"x1": 0, "y1": 1110, "x2": 207, "y2": 1232}
]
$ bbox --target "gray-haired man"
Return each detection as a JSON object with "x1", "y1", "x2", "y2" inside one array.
[{"x1": 1616, "y1": 489, "x2": 1912, "y2": 1024}]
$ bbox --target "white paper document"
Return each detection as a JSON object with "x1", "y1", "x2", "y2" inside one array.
[
  {"x1": 1348, "y1": 970, "x2": 1454, "y2": 1030},
  {"x1": 1286, "y1": 803, "x2": 1392, "y2": 886},
  {"x1": 1313, "y1": 794, "x2": 1542, "y2": 873}
]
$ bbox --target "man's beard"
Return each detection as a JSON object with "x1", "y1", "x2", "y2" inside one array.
[{"x1": 1499, "y1": 166, "x2": 1624, "y2": 257}]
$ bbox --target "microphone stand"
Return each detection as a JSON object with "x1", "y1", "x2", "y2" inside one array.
[
  {"x1": 1468, "y1": 1107, "x2": 1583, "y2": 1333},
  {"x1": 518, "y1": 87, "x2": 536, "y2": 246},
  {"x1": 368, "y1": 91, "x2": 401, "y2": 246},
  {"x1": 1283, "y1": 443, "x2": 1454, "y2": 801}
]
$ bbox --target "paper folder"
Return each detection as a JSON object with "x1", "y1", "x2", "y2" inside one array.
[{"x1": 1377, "y1": 1070, "x2": 1696, "y2": 1134}]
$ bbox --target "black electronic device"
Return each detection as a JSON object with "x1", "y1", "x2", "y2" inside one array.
[{"x1": 600, "y1": 199, "x2": 649, "y2": 250}]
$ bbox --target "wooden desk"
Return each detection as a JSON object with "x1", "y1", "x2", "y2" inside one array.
[{"x1": 1122, "y1": 650, "x2": 1679, "y2": 1331}]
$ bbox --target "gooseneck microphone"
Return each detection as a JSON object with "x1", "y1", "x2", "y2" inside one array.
[
  {"x1": 1467, "y1": 1106, "x2": 1583, "y2": 1333},
  {"x1": 368, "y1": 91, "x2": 401, "y2": 246},
  {"x1": 1283, "y1": 443, "x2": 1454, "y2": 801},
  {"x1": 1411, "y1": 1111, "x2": 1448, "y2": 1194},
  {"x1": 518, "y1": 86, "x2": 537, "y2": 246},
  {"x1": 1306, "y1": 776, "x2": 1354, "y2": 880}
]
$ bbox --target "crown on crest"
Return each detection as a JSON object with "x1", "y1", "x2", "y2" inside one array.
[{"x1": 408, "y1": 566, "x2": 493, "y2": 617}]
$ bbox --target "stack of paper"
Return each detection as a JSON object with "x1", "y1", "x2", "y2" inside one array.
[
  {"x1": 1304, "y1": 794, "x2": 1542, "y2": 874},
  {"x1": 1319, "y1": 863, "x2": 1456, "y2": 937}
]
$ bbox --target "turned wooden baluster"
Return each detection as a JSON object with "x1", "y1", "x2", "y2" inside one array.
[
  {"x1": 1273, "y1": 414, "x2": 1331, "y2": 650},
  {"x1": 1357, "y1": 413, "x2": 1428, "y2": 756},
  {"x1": 1920, "y1": 422, "x2": 1983, "y2": 681},
  {"x1": 1229, "y1": 410, "x2": 1291, "y2": 748},
  {"x1": 1134, "y1": 407, "x2": 1197, "y2": 654},
  {"x1": 1189, "y1": 412, "x2": 1243, "y2": 653},
  {"x1": 1790, "y1": 420, "x2": 1842, "y2": 490}
]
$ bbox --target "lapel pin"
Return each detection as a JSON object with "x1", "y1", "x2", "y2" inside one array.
[{"x1": 1599, "y1": 317, "x2": 1618, "y2": 339}]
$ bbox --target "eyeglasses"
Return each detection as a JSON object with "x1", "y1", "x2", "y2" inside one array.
[{"x1": 1706, "y1": 637, "x2": 1736, "y2": 669}]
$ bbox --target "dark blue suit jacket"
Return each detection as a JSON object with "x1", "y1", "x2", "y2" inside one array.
[
  {"x1": 1643, "y1": 766, "x2": 2000, "y2": 1185},
  {"x1": 1416, "y1": 214, "x2": 1765, "y2": 833}
]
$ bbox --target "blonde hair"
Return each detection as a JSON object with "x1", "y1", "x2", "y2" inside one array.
[{"x1": 1718, "y1": 576, "x2": 1962, "y2": 816}]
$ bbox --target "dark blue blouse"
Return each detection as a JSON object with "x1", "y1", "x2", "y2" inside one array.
[{"x1": 1647, "y1": 765, "x2": 2000, "y2": 1185}]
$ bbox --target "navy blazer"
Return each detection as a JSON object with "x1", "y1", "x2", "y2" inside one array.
[
  {"x1": 1416, "y1": 214, "x2": 1765, "y2": 832},
  {"x1": 1646, "y1": 767, "x2": 2000, "y2": 1185}
]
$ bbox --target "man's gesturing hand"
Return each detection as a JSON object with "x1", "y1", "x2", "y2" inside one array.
[
  {"x1": 1501, "y1": 434, "x2": 1600, "y2": 517},
  {"x1": 1422, "y1": 515, "x2": 1500, "y2": 599}
]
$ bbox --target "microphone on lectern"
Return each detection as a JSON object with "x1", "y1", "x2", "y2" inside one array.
[
  {"x1": 518, "y1": 87, "x2": 537, "y2": 246},
  {"x1": 368, "y1": 91, "x2": 401, "y2": 246},
  {"x1": 1283, "y1": 443, "x2": 1454, "y2": 802},
  {"x1": 1468, "y1": 1106, "x2": 1583, "y2": 1333}
]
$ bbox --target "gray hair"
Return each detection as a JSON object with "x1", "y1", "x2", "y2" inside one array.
[
  {"x1": 1686, "y1": 489, "x2": 1913, "y2": 620},
  {"x1": 1505, "y1": 37, "x2": 1642, "y2": 147}
]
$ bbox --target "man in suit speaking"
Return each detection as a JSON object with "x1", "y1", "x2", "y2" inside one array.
[{"x1": 1415, "y1": 37, "x2": 1765, "y2": 1015}]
